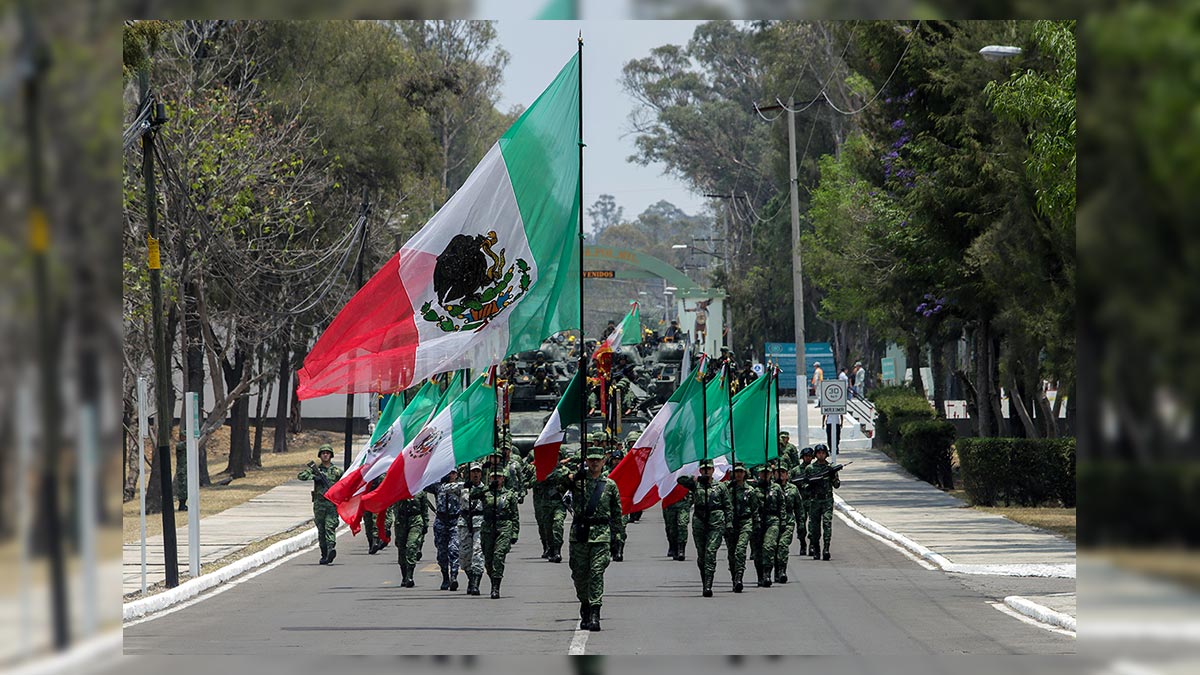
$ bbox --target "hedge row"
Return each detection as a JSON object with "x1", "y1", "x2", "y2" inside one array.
[
  {"x1": 1078, "y1": 462, "x2": 1200, "y2": 546},
  {"x1": 869, "y1": 385, "x2": 935, "y2": 446},
  {"x1": 898, "y1": 420, "x2": 957, "y2": 489},
  {"x1": 957, "y1": 437, "x2": 1076, "y2": 507}
]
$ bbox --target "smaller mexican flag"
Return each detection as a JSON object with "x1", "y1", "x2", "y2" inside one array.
[
  {"x1": 591, "y1": 301, "x2": 641, "y2": 368},
  {"x1": 358, "y1": 373, "x2": 497, "y2": 513},
  {"x1": 532, "y1": 368, "x2": 583, "y2": 481}
]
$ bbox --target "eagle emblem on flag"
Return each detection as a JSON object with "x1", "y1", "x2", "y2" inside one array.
[{"x1": 420, "y1": 230, "x2": 531, "y2": 333}]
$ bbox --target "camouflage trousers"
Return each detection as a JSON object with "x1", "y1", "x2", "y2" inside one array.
[
  {"x1": 393, "y1": 514, "x2": 423, "y2": 567},
  {"x1": 312, "y1": 500, "x2": 339, "y2": 556},
  {"x1": 724, "y1": 519, "x2": 753, "y2": 580},
  {"x1": 533, "y1": 493, "x2": 565, "y2": 553},
  {"x1": 363, "y1": 509, "x2": 393, "y2": 549},
  {"x1": 808, "y1": 498, "x2": 834, "y2": 552},
  {"x1": 774, "y1": 518, "x2": 796, "y2": 573},
  {"x1": 569, "y1": 540, "x2": 611, "y2": 606},
  {"x1": 611, "y1": 514, "x2": 628, "y2": 555},
  {"x1": 692, "y1": 520, "x2": 724, "y2": 589},
  {"x1": 751, "y1": 519, "x2": 781, "y2": 577},
  {"x1": 433, "y1": 517, "x2": 460, "y2": 575},
  {"x1": 458, "y1": 517, "x2": 485, "y2": 576},
  {"x1": 481, "y1": 523, "x2": 516, "y2": 580},
  {"x1": 795, "y1": 498, "x2": 809, "y2": 552},
  {"x1": 664, "y1": 503, "x2": 691, "y2": 554}
]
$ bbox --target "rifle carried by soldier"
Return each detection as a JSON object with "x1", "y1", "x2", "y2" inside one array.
[{"x1": 792, "y1": 462, "x2": 853, "y2": 485}]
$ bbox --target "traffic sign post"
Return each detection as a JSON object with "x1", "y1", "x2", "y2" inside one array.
[{"x1": 819, "y1": 380, "x2": 847, "y2": 461}]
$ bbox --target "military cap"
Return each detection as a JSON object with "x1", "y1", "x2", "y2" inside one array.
[
  {"x1": 753, "y1": 464, "x2": 768, "y2": 474},
  {"x1": 317, "y1": 444, "x2": 334, "y2": 456},
  {"x1": 587, "y1": 431, "x2": 607, "y2": 443},
  {"x1": 778, "y1": 430, "x2": 790, "y2": 437},
  {"x1": 625, "y1": 430, "x2": 643, "y2": 444},
  {"x1": 586, "y1": 449, "x2": 605, "y2": 460},
  {"x1": 800, "y1": 446, "x2": 815, "y2": 457},
  {"x1": 698, "y1": 459, "x2": 715, "y2": 469},
  {"x1": 732, "y1": 462, "x2": 747, "y2": 472},
  {"x1": 468, "y1": 463, "x2": 483, "y2": 472}
]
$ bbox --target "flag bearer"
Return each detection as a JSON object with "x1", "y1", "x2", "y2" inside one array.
[
  {"x1": 676, "y1": 459, "x2": 729, "y2": 596},
  {"x1": 559, "y1": 448, "x2": 622, "y2": 631}
]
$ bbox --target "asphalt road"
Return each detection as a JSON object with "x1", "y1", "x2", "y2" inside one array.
[{"x1": 124, "y1": 500, "x2": 1074, "y2": 655}]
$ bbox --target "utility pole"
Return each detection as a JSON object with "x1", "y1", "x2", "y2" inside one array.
[
  {"x1": 755, "y1": 97, "x2": 809, "y2": 450},
  {"x1": 344, "y1": 188, "x2": 371, "y2": 470},
  {"x1": 140, "y1": 70, "x2": 179, "y2": 586},
  {"x1": 20, "y1": 3, "x2": 70, "y2": 646}
]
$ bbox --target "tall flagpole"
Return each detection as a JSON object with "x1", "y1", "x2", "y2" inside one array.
[{"x1": 576, "y1": 34, "x2": 586, "y2": 466}]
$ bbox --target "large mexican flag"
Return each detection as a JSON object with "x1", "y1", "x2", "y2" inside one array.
[{"x1": 297, "y1": 54, "x2": 581, "y2": 399}]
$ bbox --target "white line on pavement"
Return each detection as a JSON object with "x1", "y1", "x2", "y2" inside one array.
[
  {"x1": 835, "y1": 509, "x2": 938, "y2": 571},
  {"x1": 1102, "y1": 660, "x2": 1164, "y2": 675},
  {"x1": 568, "y1": 629, "x2": 589, "y2": 655},
  {"x1": 989, "y1": 601, "x2": 1076, "y2": 638}
]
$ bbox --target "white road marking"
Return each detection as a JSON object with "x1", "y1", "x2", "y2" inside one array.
[
  {"x1": 835, "y1": 509, "x2": 938, "y2": 570},
  {"x1": 568, "y1": 628, "x2": 589, "y2": 655},
  {"x1": 1102, "y1": 660, "x2": 1163, "y2": 675},
  {"x1": 988, "y1": 601, "x2": 1076, "y2": 638},
  {"x1": 123, "y1": 529, "x2": 348, "y2": 628}
]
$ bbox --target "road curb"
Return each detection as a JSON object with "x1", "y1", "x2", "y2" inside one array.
[
  {"x1": 122, "y1": 527, "x2": 318, "y2": 622},
  {"x1": 833, "y1": 494, "x2": 1076, "y2": 578},
  {"x1": 1004, "y1": 595, "x2": 1077, "y2": 632}
]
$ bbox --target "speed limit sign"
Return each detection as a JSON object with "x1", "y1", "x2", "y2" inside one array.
[{"x1": 819, "y1": 380, "x2": 847, "y2": 415}]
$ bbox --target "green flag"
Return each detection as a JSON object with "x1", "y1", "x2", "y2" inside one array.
[
  {"x1": 619, "y1": 302, "x2": 642, "y2": 346},
  {"x1": 729, "y1": 369, "x2": 777, "y2": 467},
  {"x1": 705, "y1": 365, "x2": 733, "y2": 462},
  {"x1": 663, "y1": 357, "x2": 710, "y2": 471},
  {"x1": 399, "y1": 379, "x2": 444, "y2": 444}
]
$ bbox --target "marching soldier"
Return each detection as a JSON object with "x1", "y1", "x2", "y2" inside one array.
[
  {"x1": 362, "y1": 475, "x2": 390, "y2": 554},
  {"x1": 774, "y1": 464, "x2": 801, "y2": 583},
  {"x1": 392, "y1": 492, "x2": 427, "y2": 587},
  {"x1": 751, "y1": 464, "x2": 784, "y2": 587},
  {"x1": 663, "y1": 474, "x2": 692, "y2": 561},
  {"x1": 803, "y1": 444, "x2": 840, "y2": 560},
  {"x1": 791, "y1": 447, "x2": 815, "y2": 555},
  {"x1": 601, "y1": 432, "x2": 628, "y2": 562},
  {"x1": 424, "y1": 469, "x2": 463, "y2": 591},
  {"x1": 533, "y1": 448, "x2": 570, "y2": 563},
  {"x1": 777, "y1": 431, "x2": 800, "y2": 474},
  {"x1": 676, "y1": 459, "x2": 729, "y2": 596},
  {"x1": 492, "y1": 437, "x2": 525, "y2": 545},
  {"x1": 559, "y1": 447, "x2": 622, "y2": 631},
  {"x1": 478, "y1": 463, "x2": 520, "y2": 599},
  {"x1": 458, "y1": 464, "x2": 487, "y2": 594},
  {"x1": 297, "y1": 444, "x2": 343, "y2": 565},
  {"x1": 724, "y1": 462, "x2": 758, "y2": 593}
]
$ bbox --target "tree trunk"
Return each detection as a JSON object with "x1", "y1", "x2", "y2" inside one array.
[
  {"x1": 973, "y1": 323, "x2": 995, "y2": 437},
  {"x1": 1007, "y1": 371, "x2": 1040, "y2": 438},
  {"x1": 274, "y1": 324, "x2": 292, "y2": 453},
  {"x1": 289, "y1": 380, "x2": 303, "y2": 434},
  {"x1": 931, "y1": 337, "x2": 947, "y2": 419},
  {"x1": 252, "y1": 379, "x2": 271, "y2": 468},
  {"x1": 906, "y1": 338, "x2": 926, "y2": 399},
  {"x1": 223, "y1": 346, "x2": 250, "y2": 479},
  {"x1": 989, "y1": 332, "x2": 1008, "y2": 436}
]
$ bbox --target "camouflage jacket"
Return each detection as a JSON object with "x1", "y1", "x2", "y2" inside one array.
[
  {"x1": 297, "y1": 463, "x2": 343, "y2": 503},
  {"x1": 559, "y1": 471, "x2": 622, "y2": 543}
]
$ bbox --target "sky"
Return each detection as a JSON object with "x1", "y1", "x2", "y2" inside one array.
[{"x1": 486, "y1": 15, "x2": 709, "y2": 224}]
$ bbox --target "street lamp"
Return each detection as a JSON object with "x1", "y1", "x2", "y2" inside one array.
[{"x1": 979, "y1": 45, "x2": 1022, "y2": 60}]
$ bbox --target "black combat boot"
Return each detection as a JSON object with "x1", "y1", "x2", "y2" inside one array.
[
  {"x1": 675, "y1": 544, "x2": 686, "y2": 562},
  {"x1": 777, "y1": 562, "x2": 788, "y2": 584},
  {"x1": 490, "y1": 577, "x2": 501, "y2": 599},
  {"x1": 702, "y1": 579, "x2": 713, "y2": 597},
  {"x1": 611, "y1": 541, "x2": 622, "y2": 562},
  {"x1": 440, "y1": 566, "x2": 450, "y2": 590},
  {"x1": 588, "y1": 605, "x2": 602, "y2": 632},
  {"x1": 616, "y1": 540, "x2": 625, "y2": 562},
  {"x1": 732, "y1": 571, "x2": 744, "y2": 593},
  {"x1": 541, "y1": 543, "x2": 550, "y2": 559},
  {"x1": 449, "y1": 571, "x2": 459, "y2": 591},
  {"x1": 549, "y1": 545, "x2": 562, "y2": 563},
  {"x1": 326, "y1": 549, "x2": 336, "y2": 564},
  {"x1": 811, "y1": 544, "x2": 821, "y2": 560},
  {"x1": 762, "y1": 565, "x2": 773, "y2": 587},
  {"x1": 368, "y1": 540, "x2": 378, "y2": 555},
  {"x1": 579, "y1": 602, "x2": 590, "y2": 630},
  {"x1": 667, "y1": 542, "x2": 677, "y2": 559},
  {"x1": 823, "y1": 550, "x2": 831, "y2": 561},
  {"x1": 318, "y1": 550, "x2": 328, "y2": 565},
  {"x1": 754, "y1": 561, "x2": 764, "y2": 587},
  {"x1": 468, "y1": 573, "x2": 481, "y2": 595}
]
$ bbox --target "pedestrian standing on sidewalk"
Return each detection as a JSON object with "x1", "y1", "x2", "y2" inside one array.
[
  {"x1": 851, "y1": 361, "x2": 865, "y2": 399},
  {"x1": 824, "y1": 409, "x2": 843, "y2": 455},
  {"x1": 298, "y1": 444, "x2": 343, "y2": 565},
  {"x1": 811, "y1": 361, "x2": 824, "y2": 397}
]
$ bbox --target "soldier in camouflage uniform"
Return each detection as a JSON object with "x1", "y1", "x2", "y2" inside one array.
[
  {"x1": 458, "y1": 464, "x2": 487, "y2": 595},
  {"x1": 663, "y1": 477, "x2": 692, "y2": 561},
  {"x1": 297, "y1": 445, "x2": 343, "y2": 565},
  {"x1": 676, "y1": 459, "x2": 729, "y2": 597},
  {"x1": 751, "y1": 464, "x2": 784, "y2": 587},
  {"x1": 392, "y1": 491, "x2": 427, "y2": 587},
  {"x1": 493, "y1": 437, "x2": 525, "y2": 545},
  {"x1": 723, "y1": 463, "x2": 759, "y2": 593},
  {"x1": 478, "y1": 467, "x2": 520, "y2": 599},
  {"x1": 774, "y1": 464, "x2": 801, "y2": 583},
  {"x1": 534, "y1": 449, "x2": 570, "y2": 562},
  {"x1": 777, "y1": 431, "x2": 801, "y2": 474},
  {"x1": 423, "y1": 469, "x2": 463, "y2": 591},
  {"x1": 362, "y1": 475, "x2": 389, "y2": 554},
  {"x1": 803, "y1": 444, "x2": 840, "y2": 560},
  {"x1": 558, "y1": 448, "x2": 622, "y2": 632},
  {"x1": 790, "y1": 447, "x2": 815, "y2": 556}
]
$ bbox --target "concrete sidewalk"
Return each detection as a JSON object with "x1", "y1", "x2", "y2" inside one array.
[
  {"x1": 122, "y1": 481, "x2": 318, "y2": 597},
  {"x1": 779, "y1": 401, "x2": 1076, "y2": 574}
]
